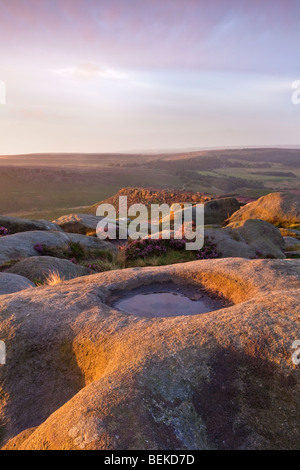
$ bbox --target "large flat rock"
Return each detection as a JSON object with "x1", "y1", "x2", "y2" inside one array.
[
  {"x1": 0, "y1": 215, "x2": 63, "y2": 234},
  {"x1": 0, "y1": 258, "x2": 299, "y2": 450}
]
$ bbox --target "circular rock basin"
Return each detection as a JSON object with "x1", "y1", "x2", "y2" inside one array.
[{"x1": 111, "y1": 282, "x2": 229, "y2": 318}]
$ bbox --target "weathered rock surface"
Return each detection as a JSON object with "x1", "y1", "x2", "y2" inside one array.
[
  {"x1": 204, "y1": 197, "x2": 240, "y2": 224},
  {"x1": 6, "y1": 257, "x2": 92, "y2": 283},
  {"x1": 153, "y1": 219, "x2": 285, "y2": 259},
  {"x1": 0, "y1": 273, "x2": 35, "y2": 296},
  {"x1": 216, "y1": 219, "x2": 286, "y2": 259},
  {"x1": 53, "y1": 213, "x2": 129, "y2": 238},
  {"x1": 228, "y1": 192, "x2": 300, "y2": 227},
  {"x1": 53, "y1": 214, "x2": 104, "y2": 236},
  {"x1": 0, "y1": 258, "x2": 299, "y2": 450},
  {"x1": 167, "y1": 197, "x2": 240, "y2": 225},
  {"x1": 0, "y1": 231, "x2": 117, "y2": 267},
  {"x1": 0, "y1": 215, "x2": 63, "y2": 234},
  {"x1": 67, "y1": 233, "x2": 117, "y2": 252}
]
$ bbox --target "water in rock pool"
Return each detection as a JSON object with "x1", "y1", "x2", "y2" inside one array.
[{"x1": 113, "y1": 284, "x2": 227, "y2": 318}]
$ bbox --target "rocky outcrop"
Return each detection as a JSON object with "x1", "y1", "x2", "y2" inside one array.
[
  {"x1": 52, "y1": 214, "x2": 104, "y2": 236},
  {"x1": 7, "y1": 257, "x2": 93, "y2": 283},
  {"x1": 171, "y1": 197, "x2": 240, "y2": 225},
  {"x1": 0, "y1": 258, "x2": 299, "y2": 450},
  {"x1": 204, "y1": 197, "x2": 240, "y2": 224},
  {"x1": 0, "y1": 273, "x2": 35, "y2": 295},
  {"x1": 85, "y1": 187, "x2": 212, "y2": 215},
  {"x1": 0, "y1": 215, "x2": 63, "y2": 234},
  {"x1": 214, "y1": 219, "x2": 286, "y2": 259},
  {"x1": 0, "y1": 231, "x2": 117, "y2": 267},
  {"x1": 52, "y1": 213, "x2": 129, "y2": 238},
  {"x1": 157, "y1": 218, "x2": 285, "y2": 259},
  {"x1": 228, "y1": 192, "x2": 300, "y2": 227},
  {"x1": 84, "y1": 189, "x2": 239, "y2": 226}
]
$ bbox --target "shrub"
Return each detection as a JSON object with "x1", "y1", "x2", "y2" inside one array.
[
  {"x1": 125, "y1": 239, "x2": 168, "y2": 260},
  {"x1": 124, "y1": 237, "x2": 222, "y2": 262},
  {"x1": 124, "y1": 237, "x2": 188, "y2": 261},
  {"x1": 65, "y1": 242, "x2": 85, "y2": 261},
  {"x1": 0, "y1": 226, "x2": 10, "y2": 237},
  {"x1": 169, "y1": 238, "x2": 187, "y2": 250},
  {"x1": 34, "y1": 242, "x2": 85, "y2": 262},
  {"x1": 34, "y1": 244, "x2": 55, "y2": 256},
  {"x1": 195, "y1": 240, "x2": 222, "y2": 260}
]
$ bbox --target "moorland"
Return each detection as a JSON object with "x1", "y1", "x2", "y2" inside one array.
[{"x1": 0, "y1": 147, "x2": 299, "y2": 220}]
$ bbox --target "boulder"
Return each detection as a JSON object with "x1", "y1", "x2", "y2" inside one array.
[
  {"x1": 160, "y1": 198, "x2": 240, "y2": 227},
  {"x1": 0, "y1": 215, "x2": 63, "y2": 234},
  {"x1": 52, "y1": 214, "x2": 104, "y2": 236},
  {"x1": 228, "y1": 192, "x2": 300, "y2": 227},
  {"x1": 53, "y1": 213, "x2": 128, "y2": 238},
  {"x1": 204, "y1": 197, "x2": 241, "y2": 225},
  {"x1": 152, "y1": 219, "x2": 285, "y2": 259},
  {"x1": 218, "y1": 219, "x2": 286, "y2": 259},
  {"x1": 7, "y1": 257, "x2": 93, "y2": 283},
  {"x1": 0, "y1": 258, "x2": 300, "y2": 450},
  {"x1": 0, "y1": 273, "x2": 35, "y2": 295},
  {"x1": 67, "y1": 233, "x2": 117, "y2": 251},
  {"x1": 0, "y1": 231, "x2": 117, "y2": 267}
]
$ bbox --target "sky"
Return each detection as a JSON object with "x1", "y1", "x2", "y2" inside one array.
[{"x1": 0, "y1": 0, "x2": 300, "y2": 154}]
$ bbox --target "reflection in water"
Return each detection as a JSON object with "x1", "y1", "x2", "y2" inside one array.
[{"x1": 115, "y1": 291, "x2": 219, "y2": 318}]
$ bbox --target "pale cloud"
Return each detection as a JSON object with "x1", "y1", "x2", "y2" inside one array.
[
  {"x1": 53, "y1": 63, "x2": 128, "y2": 80},
  {"x1": 1, "y1": 0, "x2": 300, "y2": 154}
]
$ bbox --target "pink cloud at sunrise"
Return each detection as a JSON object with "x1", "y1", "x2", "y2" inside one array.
[{"x1": 0, "y1": 0, "x2": 300, "y2": 154}]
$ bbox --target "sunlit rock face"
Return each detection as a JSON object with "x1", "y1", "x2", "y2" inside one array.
[
  {"x1": 0, "y1": 258, "x2": 299, "y2": 450},
  {"x1": 228, "y1": 192, "x2": 300, "y2": 227}
]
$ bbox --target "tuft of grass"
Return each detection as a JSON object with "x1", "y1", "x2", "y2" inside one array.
[
  {"x1": 125, "y1": 249, "x2": 195, "y2": 267},
  {"x1": 43, "y1": 271, "x2": 64, "y2": 286},
  {"x1": 65, "y1": 242, "x2": 85, "y2": 261}
]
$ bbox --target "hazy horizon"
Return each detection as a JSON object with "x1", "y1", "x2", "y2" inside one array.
[
  {"x1": 1, "y1": 0, "x2": 300, "y2": 154},
  {"x1": 1, "y1": 145, "x2": 300, "y2": 158}
]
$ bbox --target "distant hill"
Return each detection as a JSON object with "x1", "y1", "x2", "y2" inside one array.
[{"x1": 0, "y1": 148, "x2": 298, "y2": 220}]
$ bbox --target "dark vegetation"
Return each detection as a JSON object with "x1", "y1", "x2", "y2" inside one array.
[{"x1": 30, "y1": 237, "x2": 223, "y2": 273}]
